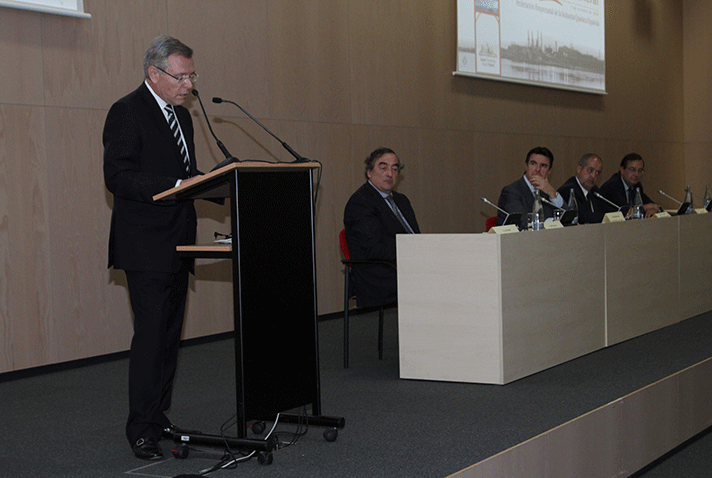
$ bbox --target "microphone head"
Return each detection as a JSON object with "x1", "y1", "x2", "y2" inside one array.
[
  {"x1": 191, "y1": 89, "x2": 199, "y2": 96},
  {"x1": 212, "y1": 97, "x2": 223, "y2": 103}
]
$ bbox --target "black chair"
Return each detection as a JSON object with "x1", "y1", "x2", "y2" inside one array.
[{"x1": 339, "y1": 229, "x2": 396, "y2": 368}]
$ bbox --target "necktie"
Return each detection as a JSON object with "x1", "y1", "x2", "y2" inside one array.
[
  {"x1": 586, "y1": 192, "x2": 594, "y2": 212},
  {"x1": 165, "y1": 105, "x2": 190, "y2": 173},
  {"x1": 386, "y1": 195, "x2": 414, "y2": 234}
]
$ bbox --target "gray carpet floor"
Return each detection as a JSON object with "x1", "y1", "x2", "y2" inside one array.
[{"x1": 1, "y1": 309, "x2": 711, "y2": 477}]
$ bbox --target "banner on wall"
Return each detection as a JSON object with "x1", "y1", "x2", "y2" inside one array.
[
  {"x1": 456, "y1": 0, "x2": 605, "y2": 94},
  {"x1": 0, "y1": 0, "x2": 90, "y2": 18}
]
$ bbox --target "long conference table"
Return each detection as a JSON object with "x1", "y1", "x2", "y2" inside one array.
[{"x1": 396, "y1": 213, "x2": 712, "y2": 384}]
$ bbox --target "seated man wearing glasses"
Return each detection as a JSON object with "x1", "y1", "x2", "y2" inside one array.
[
  {"x1": 343, "y1": 147, "x2": 420, "y2": 307},
  {"x1": 599, "y1": 152, "x2": 660, "y2": 218}
]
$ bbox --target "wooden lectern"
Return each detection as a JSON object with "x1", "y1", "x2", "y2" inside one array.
[{"x1": 154, "y1": 161, "x2": 344, "y2": 454}]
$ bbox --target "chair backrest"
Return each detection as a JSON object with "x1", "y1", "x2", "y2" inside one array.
[
  {"x1": 339, "y1": 229, "x2": 350, "y2": 260},
  {"x1": 485, "y1": 216, "x2": 498, "y2": 231}
]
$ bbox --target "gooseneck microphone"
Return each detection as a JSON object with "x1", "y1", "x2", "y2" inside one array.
[
  {"x1": 657, "y1": 189, "x2": 682, "y2": 205},
  {"x1": 480, "y1": 197, "x2": 510, "y2": 216},
  {"x1": 191, "y1": 89, "x2": 239, "y2": 170},
  {"x1": 212, "y1": 96, "x2": 308, "y2": 163},
  {"x1": 593, "y1": 191, "x2": 623, "y2": 211}
]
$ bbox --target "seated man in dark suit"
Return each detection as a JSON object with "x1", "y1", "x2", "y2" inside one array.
[
  {"x1": 599, "y1": 152, "x2": 660, "y2": 218},
  {"x1": 497, "y1": 146, "x2": 564, "y2": 229},
  {"x1": 343, "y1": 147, "x2": 420, "y2": 307},
  {"x1": 557, "y1": 153, "x2": 614, "y2": 224}
]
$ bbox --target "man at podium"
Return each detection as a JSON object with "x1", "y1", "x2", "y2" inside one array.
[
  {"x1": 344, "y1": 148, "x2": 420, "y2": 307},
  {"x1": 103, "y1": 35, "x2": 201, "y2": 460}
]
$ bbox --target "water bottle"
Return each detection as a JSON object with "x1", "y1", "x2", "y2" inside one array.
[
  {"x1": 531, "y1": 190, "x2": 544, "y2": 230},
  {"x1": 703, "y1": 184, "x2": 711, "y2": 210},
  {"x1": 632, "y1": 188, "x2": 644, "y2": 219},
  {"x1": 684, "y1": 185, "x2": 694, "y2": 214},
  {"x1": 564, "y1": 188, "x2": 578, "y2": 225}
]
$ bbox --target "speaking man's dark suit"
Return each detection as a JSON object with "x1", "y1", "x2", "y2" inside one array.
[
  {"x1": 599, "y1": 171, "x2": 653, "y2": 209},
  {"x1": 557, "y1": 176, "x2": 613, "y2": 224},
  {"x1": 343, "y1": 182, "x2": 420, "y2": 307},
  {"x1": 497, "y1": 176, "x2": 557, "y2": 229},
  {"x1": 103, "y1": 82, "x2": 197, "y2": 446}
]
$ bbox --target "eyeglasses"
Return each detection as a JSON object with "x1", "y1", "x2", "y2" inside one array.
[
  {"x1": 626, "y1": 166, "x2": 645, "y2": 174},
  {"x1": 155, "y1": 66, "x2": 199, "y2": 83}
]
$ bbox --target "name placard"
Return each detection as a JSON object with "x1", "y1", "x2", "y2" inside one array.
[
  {"x1": 694, "y1": 208, "x2": 708, "y2": 214},
  {"x1": 603, "y1": 211, "x2": 626, "y2": 223},
  {"x1": 653, "y1": 211, "x2": 672, "y2": 219},
  {"x1": 488, "y1": 225, "x2": 520, "y2": 234},
  {"x1": 543, "y1": 220, "x2": 564, "y2": 229}
]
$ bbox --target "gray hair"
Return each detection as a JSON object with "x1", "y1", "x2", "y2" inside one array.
[{"x1": 143, "y1": 35, "x2": 193, "y2": 78}]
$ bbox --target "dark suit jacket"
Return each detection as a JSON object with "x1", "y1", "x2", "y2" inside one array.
[
  {"x1": 497, "y1": 176, "x2": 557, "y2": 229},
  {"x1": 599, "y1": 172, "x2": 653, "y2": 209},
  {"x1": 103, "y1": 82, "x2": 197, "y2": 273},
  {"x1": 557, "y1": 176, "x2": 613, "y2": 224},
  {"x1": 343, "y1": 182, "x2": 420, "y2": 307}
]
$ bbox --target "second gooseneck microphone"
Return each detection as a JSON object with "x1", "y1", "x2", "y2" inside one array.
[
  {"x1": 212, "y1": 96, "x2": 308, "y2": 163},
  {"x1": 191, "y1": 89, "x2": 239, "y2": 171}
]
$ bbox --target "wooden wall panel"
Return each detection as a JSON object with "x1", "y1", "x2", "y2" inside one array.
[
  {"x1": 411, "y1": 129, "x2": 480, "y2": 233},
  {"x1": 266, "y1": 0, "x2": 352, "y2": 123},
  {"x1": 42, "y1": 0, "x2": 169, "y2": 110},
  {"x1": 604, "y1": 0, "x2": 684, "y2": 143},
  {"x1": 0, "y1": 105, "x2": 50, "y2": 371},
  {"x1": 682, "y1": 0, "x2": 712, "y2": 193},
  {"x1": 683, "y1": 1, "x2": 712, "y2": 143},
  {"x1": 348, "y1": 1, "x2": 453, "y2": 129},
  {"x1": 168, "y1": 0, "x2": 271, "y2": 120},
  {"x1": 0, "y1": 8, "x2": 45, "y2": 105},
  {"x1": 44, "y1": 107, "x2": 132, "y2": 361}
]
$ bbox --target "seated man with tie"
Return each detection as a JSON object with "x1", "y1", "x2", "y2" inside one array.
[
  {"x1": 557, "y1": 153, "x2": 613, "y2": 224},
  {"x1": 343, "y1": 147, "x2": 420, "y2": 307},
  {"x1": 497, "y1": 146, "x2": 564, "y2": 229},
  {"x1": 599, "y1": 152, "x2": 660, "y2": 218}
]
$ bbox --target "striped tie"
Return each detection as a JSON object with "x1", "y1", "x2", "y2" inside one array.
[{"x1": 165, "y1": 105, "x2": 190, "y2": 173}]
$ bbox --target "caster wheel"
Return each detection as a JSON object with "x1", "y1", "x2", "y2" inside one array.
[
  {"x1": 257, "y1": 451, "x2": 273, "y2": 466},
  {"x1": 251, "y1": 421, "x2": 266, "y2": 434},
  {"x1": 172, "y1": 444, "x2": 189, "y2": 459},
  {"x1": 323, "y1": 428, "x2": 338, "y2": 442}
]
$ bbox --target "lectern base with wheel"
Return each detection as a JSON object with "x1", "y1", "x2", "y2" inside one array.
[{"x1": 155, "y1": 161, "x2": 344, "y2": 463}]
